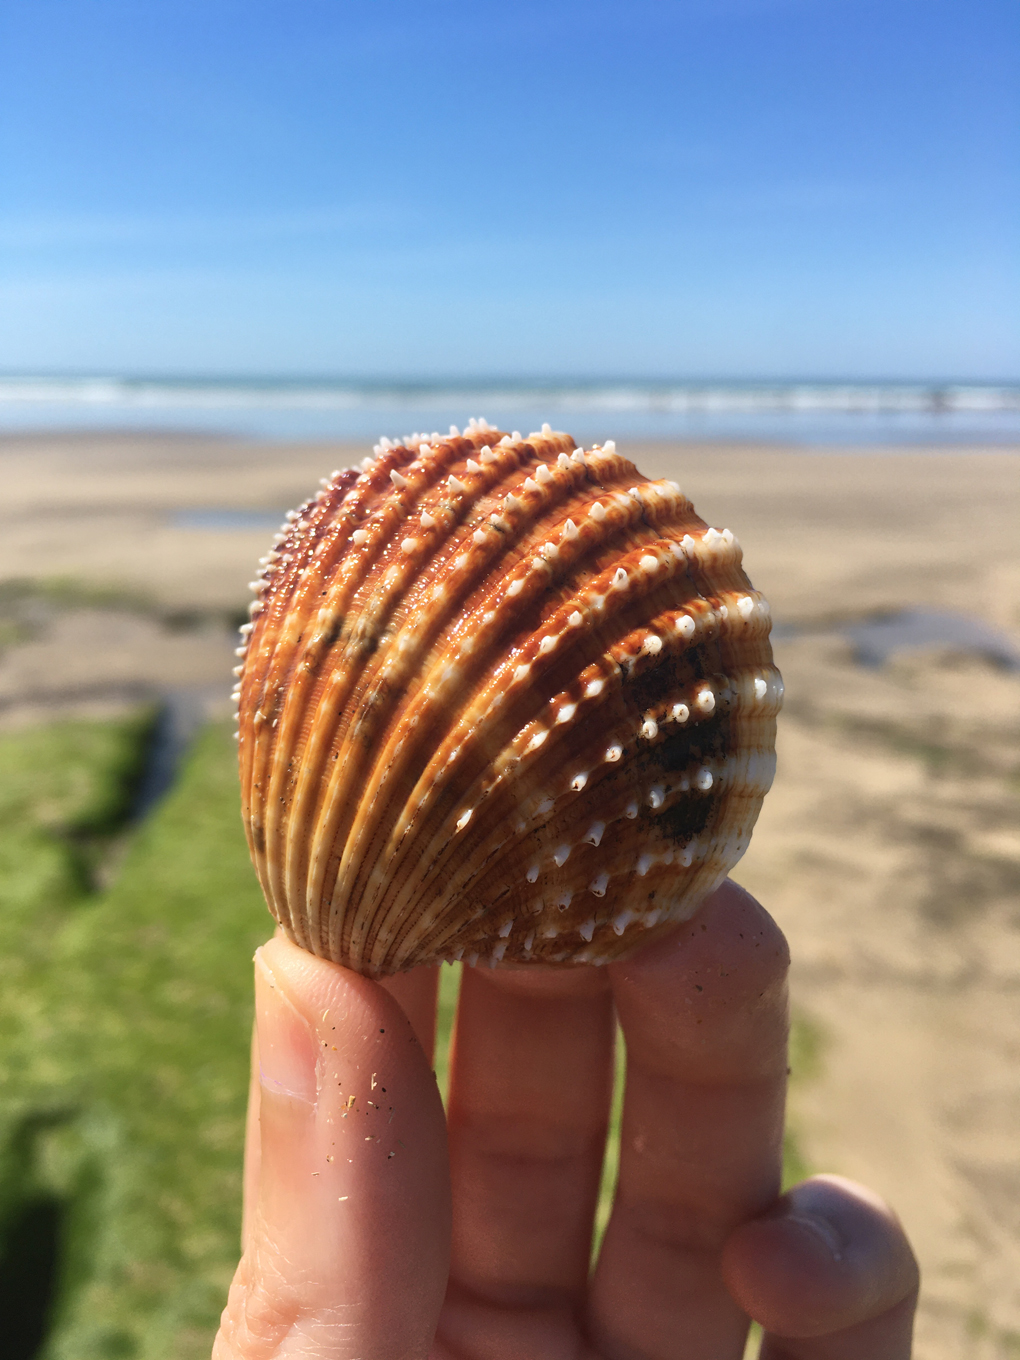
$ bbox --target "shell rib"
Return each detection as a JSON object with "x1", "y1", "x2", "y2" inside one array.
[{"x1": 236, "y1": 422, "x2": 781, "y2": 976}]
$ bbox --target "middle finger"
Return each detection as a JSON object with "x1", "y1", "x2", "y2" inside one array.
[{"x1": 440, "y1": 960, "x2": 614, "y2": 1353}]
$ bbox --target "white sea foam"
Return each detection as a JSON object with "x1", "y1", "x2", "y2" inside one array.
[{"x1": 1, "y1": 377, "x2": 1016, "y2": 444}]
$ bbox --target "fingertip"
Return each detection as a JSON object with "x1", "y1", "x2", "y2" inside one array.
[
  {"x1": 607, "y1": 879, "x2": 790, "y2": 1085},
  {"x1": 722, "y1": 1175, "x2": 919, "y2": 1339},
  {"x1": 610, "y1": 878, "x2": 790, "y2": 992}
]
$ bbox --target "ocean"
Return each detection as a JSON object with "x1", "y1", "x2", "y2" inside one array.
[{"x1": 1, "y1": 376, "x2": 1018, "y2": 446}]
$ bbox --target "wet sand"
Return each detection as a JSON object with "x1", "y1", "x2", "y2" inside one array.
[{"x1": 2, "y1": 430, "x2": 1018, "y2": 1357}]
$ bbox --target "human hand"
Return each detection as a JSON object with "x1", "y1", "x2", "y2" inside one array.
[{"x1": 214, "y1": 880, "x2": 918, "y2": 1359}]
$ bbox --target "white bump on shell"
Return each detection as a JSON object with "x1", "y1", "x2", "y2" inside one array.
[
  {"x1": 455, "y1": 807, "x2": 472, "y2": 831},
  {"x1": 453, "y1": 554, "x2": 468, "y2": 570},
  {"x1": 232, "y1": 664, "x2": 243, "y2": 676},
  {"x1": 625, "y1": 802, "x2": 638, "y2": 819},
  {"x1": 738, "y1": 595, "x2": 755, "y2": 619},
  {"x1": 511, "y1": 430, "x2": 522, "y2": 441},
  {"x1": 536, "y1": 464, "x2": 553, "y2": 484},
  {"x1": 420, "y1": 510, "x2": 436, "y2": 528},
  {"x1": 695, "y1": 767, "x2": 714, "y2": 791},
  {"x1": 556, "y1": 703, "x2": 576, "y2": 724},
  {"x1": 641, "y1": 718, "x2": 659, "y2": 740},
  {"x1": 507, "y1": 579, "x2": 524, "y2": 597},
  {"x1": 606, "y1": 743, "x2": 623, "y2": 762},
  {"x1": 523, "y1": 477, "x2": 539, "y2": 492},
  {"x1": 557, "y1": 452, "x2": 571, "y2": 469},
  {"x1": 542, "y1": 422, "x2": 552, "y2": 434},
  {"x1": 591, "y1": 873, "x2": 610, "y2": 896},
  {"x1": 360, "y1": 458, "x2": 374, "y2": 472},
  {"x1": 585, "y1": 678, "x2": 604, "y2": 697},
  {"x1": 589, "y1": 502, "x2": 606, "y2": 521},
  {"x1": 448, "y1": 475, "x2": 466, "y2": 494},
  {"x1": 612, "y1": 568, "x2": 629, "y2": 589},
  {"x1": 472, "y1": 528, "x2": 486, "y2": 544},
  {"x1": 562, "y1": 520, "x2": 579, "y2": 542},
  {"x1": 678, "y1": 847, "x2": 694, "y2": 867},
  {"x1": 480, "y1": 446, "x2": 496, "y2": 463},
  {"x1": 695, "y1": 687, "x2": 716, "y2": 714},
  {"x1": 527, "y1": 729, "x2": 547, "y2": 752},
  {"x1": 754, "y1": 676, "x2": 768, "y2": 700},
  {"x1": 499, "y1": 435, "x2": 513, "y2": 446},
  {"x1": 505, "y1": 493, "x2": 523, "y2": 511},
  {"x1": 498, "y1": 919, "x2": 513, "y2": 938},
  {"x1": 419, "y1": 444, "x2": 432, "y2": 457},
  {"x1": 579, "y1": 919, "x2": 596, "y2": 940},
  {"x1": 390, "y1": 469, "x2": 408, "y2": 489},
  {"x1": 352, "y1": 529, "x2": 369, "y2": 545},
  {"x1": 553, "y1": 845, "x2": 571, "y2": 867},
  {"x1": 603, "y1": 439, "x2": 616, "y2": 454},
  {"x1": 648, "y1": 785, "x2": 665, "y2": 809},
  {"x1": 571, "y1": 450, "x2": 585, "y2": 463},
  {"x1": 571, "y1": 772, "x2": 588, "y2": 792},
  {"x1": 672, "y1": 702, "x2": 690, "y2": 723},
  {"x1": 557, "y1": 890, "x2": 573, "y2": 909},
  {"x1": 585, "y1": 822, "x2": 605, "y2": 846},
  {"x1": 682, "y1": 534, "x2": 696, "y2": 552},
  {"x1": 677, "y1": 615, "x2": 696, "y2": 639},
  {"x1": 640, "y1": 554, "x2": 658, "y2": 571},
  {"x1": 239, "y1": 623, "x2": 254, "y2": 634},
  {"x1": 643, "y1": 635, "x2": 663, "y2": 655},
  {"x1": 526, "y1": 865, "x2": 539, "y2": 883},
  {"x1": 465, "y1": 459, "x2": 481, "y2": 472},
  {"x1": 637, "y1": 853, "x2": 655, "y2": 877},
  {"x1": 449, "y1": 424, "x2": 460, "y2": 437},
  {"x1": 401, "y1": 538, "x2": 417, "y2": 553},
  {"x1": 539, "y1": 635, "x2": 557, "y2": 655}
]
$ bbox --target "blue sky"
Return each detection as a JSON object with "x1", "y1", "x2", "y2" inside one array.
[{"x1": 1, "y1": 0, "x2": 1016, "y2": 379}]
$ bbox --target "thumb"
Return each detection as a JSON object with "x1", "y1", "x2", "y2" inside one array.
[{"x1": 214, "y1": 935, "x2": 451, "y2": 1360}]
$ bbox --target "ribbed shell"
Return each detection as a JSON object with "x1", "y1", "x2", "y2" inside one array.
[{"x1": 236, "y1": 422, "x2": 781, "y2": 976}]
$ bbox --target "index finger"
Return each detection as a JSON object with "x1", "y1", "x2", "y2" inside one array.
[{"x1": 589, "y1": 879, "x2": 790, "y2": 1359}]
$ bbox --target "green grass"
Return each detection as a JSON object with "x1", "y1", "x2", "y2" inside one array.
[
  {"x1": 782, "y1": 1011, "x2": 825, "y2": 1191},
  {"x1": 0, "y1": 717, "x2": 269, "y2": 1360}
]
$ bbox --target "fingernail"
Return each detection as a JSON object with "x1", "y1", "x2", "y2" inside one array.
[
  {"x1": 787, "y1": 1211, "x2": 847, "y2": 1262},
  {"x1": 254, "y1": 947, "x2": 319, "y2": 1104}
]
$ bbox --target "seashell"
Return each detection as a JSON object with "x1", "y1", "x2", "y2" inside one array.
[{"x1": 237, "y1": 424, "x2": 781, "y2": 976}]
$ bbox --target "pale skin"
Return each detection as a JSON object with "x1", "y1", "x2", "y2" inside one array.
[{"x1": 214, "y1": 880, "x2": 919, "y2": 1359}]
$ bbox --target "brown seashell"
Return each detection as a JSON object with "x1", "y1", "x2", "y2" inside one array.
[{"x1": 236, "y1": 420, "x2": 781, "y2": 976}]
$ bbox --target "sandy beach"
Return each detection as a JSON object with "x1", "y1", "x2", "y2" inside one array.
[{"x1": 2, "y1": 430, "x2": 1018, "y2": 1358}]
